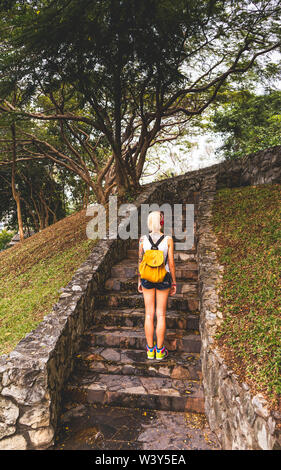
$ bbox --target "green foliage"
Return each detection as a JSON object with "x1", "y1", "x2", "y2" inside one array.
[
  {"x1": 0, "y1": 0, "x2": 199, "y2": 108},
  {"x1": 208, "y1": 89, "x2": 281, "y2": 159},
  {"x1": 0, "y1": 229, "x2": 15, "y2": 250}
]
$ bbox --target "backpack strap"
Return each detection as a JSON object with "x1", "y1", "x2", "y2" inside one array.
[
  {"x1": 148, "y1": 234, "x2": 168, "y2": 265},
  {"x1": 148, "y1": 234, "x2": 164, "y2": 249}
]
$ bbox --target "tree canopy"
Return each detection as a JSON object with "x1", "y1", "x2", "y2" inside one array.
[
  {"x1": 1, "y1": 0, "x2": 281, "y2": 199},
  {"x1": 207, "y1": 89, "x2": 281, "y2": 159}
]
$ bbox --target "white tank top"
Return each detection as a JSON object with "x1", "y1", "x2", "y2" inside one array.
[{"x1": 141, "y1": 233, "x2": 170, "y2": 272}]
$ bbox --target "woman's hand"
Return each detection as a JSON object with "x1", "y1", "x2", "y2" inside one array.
[
  {"x1": 170, "y1": 284, "x2": 176, "y2": 296},
  {"x1": 138, "y1": 278, "x2": 143, "y2": 293}
]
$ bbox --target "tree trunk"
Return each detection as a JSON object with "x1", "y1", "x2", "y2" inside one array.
[
  {"x1": 113, "y1": 156, "x2": 132, "y2": 199},
  {"x1": 82, "y1": 185, "x2": 90, "y2": 209},
  {"x1": 38, "y1": 211, "x2": 45, "y2": 231},
  {"x1": 11, "y1": 123, "x2": 25, "y2": 242}
]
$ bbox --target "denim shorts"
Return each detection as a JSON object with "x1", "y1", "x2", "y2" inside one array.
[{"x1": 141, "y1": 272, "x2": 172, "y2": 290}]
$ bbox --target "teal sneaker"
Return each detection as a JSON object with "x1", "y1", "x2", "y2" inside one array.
[
  {"x1": 156, "y1": 345, "x2": 168, "y2": 360},
  {"x1": 146, "y1": 344, "x2": 155, "y2": 360}
]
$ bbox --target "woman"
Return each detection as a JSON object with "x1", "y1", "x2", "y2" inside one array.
[{"x1": 138, "y1": 211, "x2": 176, "y2": 360}]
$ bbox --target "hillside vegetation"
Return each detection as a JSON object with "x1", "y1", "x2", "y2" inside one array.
[
  {"x1": 212, "y1": 184, "x2": 281, "y2": 408},
  {"x1": 0, "y1": 209, "x2": 96, "y2": 355}
]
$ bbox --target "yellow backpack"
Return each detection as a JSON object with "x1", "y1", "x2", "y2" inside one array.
[{"x1": 139, "y1": 235, "x2": 168, "y2": 283}]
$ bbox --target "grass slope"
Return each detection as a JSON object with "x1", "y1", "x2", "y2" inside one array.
[
  {"x1": 212, "y1": 183, "x2": 281, "y2": 408},
  {"x1": 0, "y1": 209, "x2": 96, "y2": 355}
]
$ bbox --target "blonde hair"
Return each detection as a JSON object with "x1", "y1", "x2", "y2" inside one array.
[{"x1": 147, "y1": 211, "x2": 162, "y2": 233}]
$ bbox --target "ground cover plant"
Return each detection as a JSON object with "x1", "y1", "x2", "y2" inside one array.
[
  {"x1": 0, "y1": 209, "x2": 96, "y2": 355},
  {"x1": 212, "y1": 184, "x2": 281, "y2": 408}
]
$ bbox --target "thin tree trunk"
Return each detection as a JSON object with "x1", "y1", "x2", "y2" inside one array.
[
  {"x1": 11, "y1": 123, "x2": 25, "y2": 242},
  {"x1": 21, "y1": 196, "x2": 40, "y2": 232},
  {"x1": 38, "y1": 210, "x2": 45, "y2": 231}
]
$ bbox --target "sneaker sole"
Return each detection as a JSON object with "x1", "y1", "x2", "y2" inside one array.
[{"x1": 156, "y1": 352, "x2": 168, "y2": 361}]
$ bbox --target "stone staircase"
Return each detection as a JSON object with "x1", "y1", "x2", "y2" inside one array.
[{"x1": 54, "y1": 193, "x2": 220, "y2": 449}]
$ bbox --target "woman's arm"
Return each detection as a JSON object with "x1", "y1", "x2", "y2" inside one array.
[
  {"x1": 167, "y1": 236, "x2": 176, "y2": 296},
  {"x1": 137, "y1": 236, "x2": 144, "y2": 292}
]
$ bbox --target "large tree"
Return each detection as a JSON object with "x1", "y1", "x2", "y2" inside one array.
[{"x1": 1, "y1": 0, "x2": 281, "y2": 198}]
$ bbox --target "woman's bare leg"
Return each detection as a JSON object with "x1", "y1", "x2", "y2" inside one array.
[
  {"x1": 143, "y1": 287, "x2": 156, "y2": 348},
  {"x1": 155, "y1": 288, "x2": 170, "y2": 349}
]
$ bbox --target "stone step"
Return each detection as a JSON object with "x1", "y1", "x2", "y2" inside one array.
[
  {"x1": 127, "y1": 249, "x2": 197, "y2": 263},
  {"x1": 95, "y1": 292, "x2": 199, "y2": 312},
  {"x1": 110, "y1": 263, "x2": 198, "y2": 280},
  {"x1": 105, "y1": 277, "x2": 198, "y2": 293},
  {"x1": 153, "y1": 209, "x2": 198, "y2": 218},
  {"x1": 115, "y1": 256, "x2": 198, "y2": 267},
  {"x1": 55, "y1": 401, "x2": 221, "y2": 451},
  {"x1": 81, "y1": 326, "x2": 201, "y2": 353},
  {"x1": 140, "y1": 208, "x2": 192, "y2": 217},
  {"x1": 129, "y1": 240, "x2": 197, "y2": 253},
  {"x1": 73, "y1": 346, "x2": 202, "y2": 381},
  {"x1": 92, "y1": 308, "x2": 200, "y2": 331},
  {"x1": 63, "y1": 371, "x2": 204, "y2": 413},
  {"x1": 110, "y1": 262, "x2": 199, "y2": 276}
]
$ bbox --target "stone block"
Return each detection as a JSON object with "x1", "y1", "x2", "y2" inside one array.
[
  {"x1": 254, "y1": 417, "x2": 273, "y2": 450},
  {"x1": 252, "y1": 394, "x2": 270, "y2": 419},
  {"x1": 0, "y1": 434, "x2": 27, "y2": 450},
  {"x1": 28, "y1": 426, "x2": 54, "y2": 448},
  {"x1": 0, "y1": 397, "x2": 19, "y2": 440},
  {"x1": 19, "y1": 405, "x2": 50, "y2": 429}
]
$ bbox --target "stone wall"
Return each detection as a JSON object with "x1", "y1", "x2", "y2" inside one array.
[
  {"x1": 0, "y1": 146, "x2": 280, "y2": 449},
  {"x1": 216, "y1": 145, "x2": 281, "y2": 188},
  {"x1": 0, "y1": 238, "x2": 131, "y2": 449},
  {"x1": 197, "y1": 167, "x2": 281, "y2": 450},
  {"x1": 0, "y1": 183, "x2": 158, "y2": 450}
]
